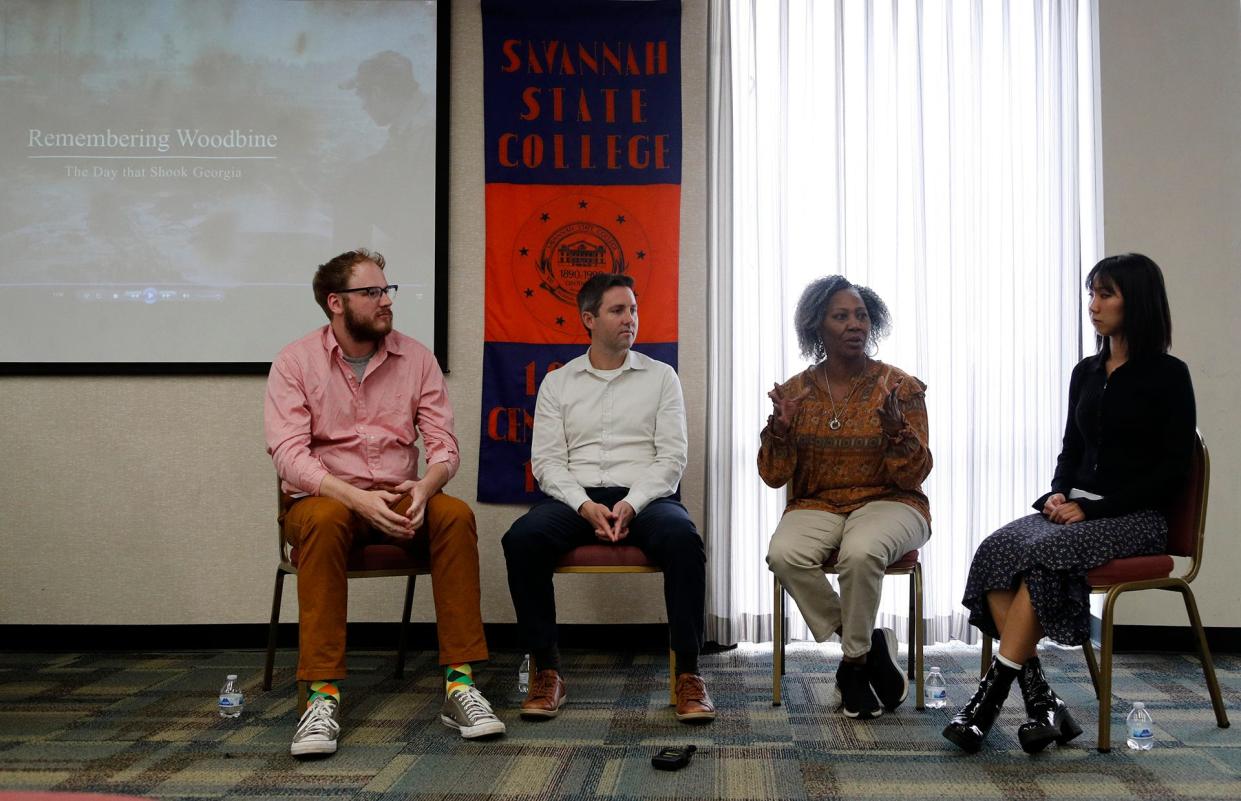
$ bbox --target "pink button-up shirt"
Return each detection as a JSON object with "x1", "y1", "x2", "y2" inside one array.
[{"x1": 264, "y1": 326, "x2": 460, "y2": 496}]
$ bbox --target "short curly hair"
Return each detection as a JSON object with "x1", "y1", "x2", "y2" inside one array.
[{"x1": 794, "y1": 275, "x2": 891, "y2": 361}]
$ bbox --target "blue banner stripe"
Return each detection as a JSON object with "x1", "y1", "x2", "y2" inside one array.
[{"x1": 481, "y1": 0, "x2": 682, "y2": 185}]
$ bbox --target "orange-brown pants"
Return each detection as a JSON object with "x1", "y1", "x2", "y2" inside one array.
[{"x1": 280, "y1": 491, "x2": 489, "y2": 681}]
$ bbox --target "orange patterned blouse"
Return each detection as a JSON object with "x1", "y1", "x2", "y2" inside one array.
[{"x1": 758, "y1": 359, "x2": 932, "y2": 524}]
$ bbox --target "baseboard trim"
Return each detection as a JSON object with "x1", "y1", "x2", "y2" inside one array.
[
  {"x1": 1093, "y1": 622, "x2": 1241, "y2": 654},
  {"x1": 3, "y1": 623, "x2": 1237, "y2": 654}
]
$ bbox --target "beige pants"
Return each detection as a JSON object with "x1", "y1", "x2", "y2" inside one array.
[{"x1": 766, "y1": 501, "x2": 930, "y2": 657}]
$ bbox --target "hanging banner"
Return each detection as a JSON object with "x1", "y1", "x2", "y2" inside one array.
[{"x1": 477, "y1": 0, "x2": 682, "y2": 503}]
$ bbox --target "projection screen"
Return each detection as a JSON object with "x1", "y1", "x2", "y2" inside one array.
[{"x1": 0, "y1": 0, "x2": 444, "y2": 367}]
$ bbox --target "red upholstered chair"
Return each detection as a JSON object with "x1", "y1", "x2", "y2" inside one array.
[
  {"x1": 552, "y1": 544, "x2": 677, "y2": 705},
  {"x1": 263, "y1": 484, "x2": 430, "y2": 692},
  {"x1": 981, "y1": 430, "x2": 1228, "y2": 752},
  {"x1": 772, "y1": 550, "x2": 925, "y2": 708}
]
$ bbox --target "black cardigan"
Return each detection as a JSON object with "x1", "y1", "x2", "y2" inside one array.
[{"x1": 1032, "y1": 352, "x2": 1196, "y2": 520}]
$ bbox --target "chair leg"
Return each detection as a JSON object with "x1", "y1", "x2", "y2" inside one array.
[
  {"x1": 906, "y1": 571, "x2": 916, "y2": 680},
  {"x1": 912, "y1": 564, "x2": 924, "y2": 710},
  {"x1": 773, "y1": 576, "x2": 784, "y2": 706},
  {"x1": 395, "y1": 575, "x2": 416, "y2": 680},
  {"x1": 980, "y1": 634, "x2": 992, "y2": 679},
  {"x1": 1096, "y1": 588, "x2": 1121, "y2": 753},
  {"x1": 1082, "y1": 636, "x2": 1101, "y2": 699},
  {"x1": 1175, "y1": 583, "x2": 1230, "y2": 728},
  {"x1": 780, "y1": 581, "x2": 788, "y2": 676},
  {"x1": 669, "y1": 648, "x2": 677, "y2": 706},
  {"x1": 264, "y1": 570, "x2": 286, "y2": 691}
]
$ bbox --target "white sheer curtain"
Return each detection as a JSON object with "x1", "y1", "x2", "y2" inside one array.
[{"x1": 706, "y1": 0, "x2": 1102, "y2": 645}]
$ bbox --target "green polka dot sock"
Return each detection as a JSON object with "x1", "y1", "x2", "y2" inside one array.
[
  {"x1": 445, "y1": 663, "x2": 475, "y2": 696},
  {"x1": 307, "y1": 680, "x2": 340, "y2": 708}
]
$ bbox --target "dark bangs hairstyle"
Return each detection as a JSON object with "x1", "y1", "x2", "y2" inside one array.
[
  {"x1": 794, "y1": 275, "x2": 891, "y2": 362},
  {"x1": 1085, "y1": 253, "x2": 1172, "y2": 360}
]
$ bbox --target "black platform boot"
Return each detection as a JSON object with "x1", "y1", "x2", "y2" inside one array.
[
  {"x1": 1016, "y1": 656, "x2": 1083, "y2": 754},
  {"x1": 942, "y1": 657, "x2": 1019, "y2": 753}
]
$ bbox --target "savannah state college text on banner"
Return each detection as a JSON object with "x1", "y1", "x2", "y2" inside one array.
[{"x1": 478, "y1": 0, "x2": 682, "y2": 504}]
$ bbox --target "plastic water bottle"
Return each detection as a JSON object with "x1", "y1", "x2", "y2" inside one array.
[
  {"x1": 218, "y1": 674, "x2": 244, "y2": 719},
  {"x1": 924, "y1": 666, "x2": 948, "y2": 709},
  {"x1": 517, "y1": 654, "x2": 530, "y2": 694},
  {"x1": 1126, "y1": 702, "x2": 1154, "y2": 750}
]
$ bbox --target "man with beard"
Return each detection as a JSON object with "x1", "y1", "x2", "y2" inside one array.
[{"x1": 265, "y1": 249, "x2": 502, "y2": 758}]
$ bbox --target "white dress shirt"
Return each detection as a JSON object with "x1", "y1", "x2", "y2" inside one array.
[{"x1": 531, "y1": 348, "x2": 688, "y2": 514}]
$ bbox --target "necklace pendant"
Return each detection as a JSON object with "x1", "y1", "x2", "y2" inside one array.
[{"x1": 828, "y1": 417, "x2": 842, "y2": 431}]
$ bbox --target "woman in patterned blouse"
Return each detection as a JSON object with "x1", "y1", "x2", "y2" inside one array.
[
  {"x1": 762, "y1": 276, "x2": 933, "y2": 720},
  {"x1": 944, "y1": 253, "x2": 1195, "y2": 755}
]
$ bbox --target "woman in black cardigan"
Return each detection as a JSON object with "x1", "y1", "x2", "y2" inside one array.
[{"x1": 944, "y1": 253, "x2": 1196, "y2": 754}]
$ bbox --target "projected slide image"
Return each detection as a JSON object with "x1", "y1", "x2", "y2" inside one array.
[{"x1": 0, "y1": 0, "x2": 438, "y2": 362}]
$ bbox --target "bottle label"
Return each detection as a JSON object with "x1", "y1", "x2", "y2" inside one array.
[
  {"x1": 927, "y1": 688, "x2": 947, "y2": 700},
  {"x1": 219, "y1": 693, "x2": 243, "y2": 707},
  {"x1": 1129, "y1": 726, "x2": 1152, "y2": 738}
]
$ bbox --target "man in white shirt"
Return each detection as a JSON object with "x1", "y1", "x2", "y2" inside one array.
[{"x1": 502, "y1": 273, "x2": 715, "y2": 723}]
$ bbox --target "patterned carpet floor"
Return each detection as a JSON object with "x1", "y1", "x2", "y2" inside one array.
[{"x1": 1, "y1": 643, "x2": 1238, "y2": 800}]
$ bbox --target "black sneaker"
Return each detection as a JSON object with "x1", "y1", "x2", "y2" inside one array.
[
  {"x1": 866, "y1": 627, "x2": 908, "y2": 711},
  {"x1": 835, "y1": 661, "x2": 883, "y2": 719}
]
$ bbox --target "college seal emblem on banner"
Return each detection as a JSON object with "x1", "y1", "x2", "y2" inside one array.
[{"x1": 512, "y1": 193, "x2": 654, "y2": 333}]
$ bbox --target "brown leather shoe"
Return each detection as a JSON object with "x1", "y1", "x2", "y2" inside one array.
[
  {"x1": 520, "y1": 669, "x2": 567, "y2": 719},
  {"x1": 675, "y1": 673, "x2": 717, "y2": 722}
]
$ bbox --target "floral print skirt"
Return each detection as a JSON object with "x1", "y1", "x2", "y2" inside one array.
[{"x1": 962, "y1": 510, "x2": 1167, "y2": 645}]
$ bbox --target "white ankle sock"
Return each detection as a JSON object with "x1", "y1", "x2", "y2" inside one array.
[{"x1": 996, "y1": 653, "x2": 1022, "y2": 670}]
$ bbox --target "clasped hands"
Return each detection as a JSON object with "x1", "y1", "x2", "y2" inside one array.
[
  {"x1": 353, "y1": 478, "x2": 432, "y2": 539},
  {"x1": 579, "y1": 499, "x2": 636, "y2": 542},
  {"x1": 1042, "y1": 493, "x2": 1085, "y2": 525}
]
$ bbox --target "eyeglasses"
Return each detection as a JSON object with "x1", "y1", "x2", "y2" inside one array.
[{"x1": 335, "y1": 285, "x2": 399, "y2": 300}]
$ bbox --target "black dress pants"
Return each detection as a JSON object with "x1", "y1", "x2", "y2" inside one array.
[{"x1": 502, "y1": 487, "x2": 706, "y2": 655}]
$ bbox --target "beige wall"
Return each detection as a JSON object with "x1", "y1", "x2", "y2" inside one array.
[
  {"x1": 0, "y1": 1, "x2": 708, "y2": 627},
  {"x1": 1097, "y1": 0, "x2": 1241, "y2": 627},
  {"x1": 3, "y1": 0, "x2": 1238, "y2": 634}
]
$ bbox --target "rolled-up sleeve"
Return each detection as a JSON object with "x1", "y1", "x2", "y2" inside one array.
[
  {"x1": 414, "y1": 353, "x2": 460, "y2": 479},
  {"x1": 264, "y1": 352, "x2": 330, "y2": 495}
]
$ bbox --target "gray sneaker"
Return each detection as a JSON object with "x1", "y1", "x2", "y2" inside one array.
[
  {"x1": 441, "y1": 686, "x2": 506, "y2": 739},
  {"x1": 291, "y1": 696, "x2": 340, "y2": 757}
]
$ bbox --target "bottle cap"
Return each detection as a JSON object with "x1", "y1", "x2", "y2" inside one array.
[
  {"x1": 1132, "y1": 701, "x2": 1145, "y2": 709},
  {"x1": 226, "y1": 674, "x2": 238, "y2": 680}
]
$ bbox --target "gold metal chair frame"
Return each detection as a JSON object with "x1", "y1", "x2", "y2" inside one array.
[
  {"x1": 772, "y1": 559, "x2": 925, "y2": 709},
  {"x1": 262, "y1": 484, "x2": 430, "y2": 694},
  {"x1": 552, "y1": 559, "x2": 677, "y2": 705},
  {"x1": 980, "y1": 431, "x2": 1229, "y2": 752}
]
